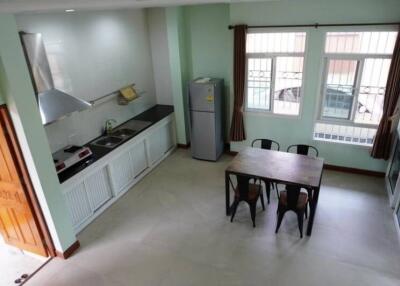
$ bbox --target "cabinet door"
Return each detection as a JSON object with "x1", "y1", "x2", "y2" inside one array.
[
  {"x1": 109, "y1": 151, "x2": 135, "y2": 195},
  {"x1": 148, "y1": 128, "x2": 163, "y2": 165},
  {"x1": 148, "y1": 121, "x2": 174, "y2": 165},
  {"x1": 131, "y1": 140, "x2": 148, "y2": 178},
  {"x1": 159, "y1": 121, "x2": 174, "y2": 154},
  {"x1": 64, "y1": 183, "x2": 92, "y2": 228},
  {"x1": 84, "y1": 167, "x2": 113, "y2": 211}
]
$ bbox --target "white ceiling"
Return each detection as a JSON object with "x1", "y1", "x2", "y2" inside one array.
[{"x1": 0, "y1": 0, "x2": 273, "y2": 13}]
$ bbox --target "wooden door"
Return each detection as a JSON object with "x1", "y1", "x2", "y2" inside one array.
[{"x1": 0, "y1": 107, "x2": 50, "y2": 257}]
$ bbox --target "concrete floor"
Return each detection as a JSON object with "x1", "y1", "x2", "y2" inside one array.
[
  {"x1": 26, "y1": 149, "x2": 400, "y2": 285},
  {"x1": 0, "y1": 236, "x2": 46, "y2": 285}
]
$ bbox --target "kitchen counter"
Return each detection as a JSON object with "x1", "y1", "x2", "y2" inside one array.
[{"x1": 58, "y1": 104, "x2": 174, "y2": 183}]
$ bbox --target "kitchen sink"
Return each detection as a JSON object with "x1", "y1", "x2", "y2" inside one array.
[
  {"x1": 90, "y1": 121, "x2": 151, "y2": 150},
  {"x1": 91, "y1": 136, "x2": 124, "y2": 148},
  {"x1": 112, "y1": 128, "x2": 137, "y2": 138}
]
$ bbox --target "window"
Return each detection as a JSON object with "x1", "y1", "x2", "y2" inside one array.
[
  {"x1": 315, "y1": 30, "x2": 398, "y2": 146},
  {"x1": 246, "y1": 31, "x2": 306, "y2": 115}
]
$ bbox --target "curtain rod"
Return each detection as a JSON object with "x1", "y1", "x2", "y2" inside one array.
[{"x1": 228, "y1": 22, "x2": 400, "y2": 30}]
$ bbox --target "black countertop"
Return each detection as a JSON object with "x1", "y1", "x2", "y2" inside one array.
[{"x1": 58, "y1": 105, "x2": 174, "y2": 184}]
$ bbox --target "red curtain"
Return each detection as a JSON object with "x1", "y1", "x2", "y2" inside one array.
[
  {"x1": 371, "y1": 29, "x2": 400, "y2": 159},
  {"x1": 230, "y1": 25, "x2": 247, "y2": 141}
]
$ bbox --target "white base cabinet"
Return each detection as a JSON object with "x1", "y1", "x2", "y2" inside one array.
[
  {"x1": 131, "y1": 140, "x2": 148, "y2": 177},
  {"x1": 62, "y1": 114, "x2": 176, "y2": 233},
  {"x1": 148, "y1": 120, "x2": 174, "y2": 165},
  {"x1": 108, "y1": 139, "x2": 149, "y2": 196},
  {"x1": 63, "y1": 183, "x2": 92, "y2": 227},
  {"x1": 109, "y1": 148, "x2": 136, "y2": 195},
  {"x1": 84, "y1": 167, "x2": 113, "y2": 211}
]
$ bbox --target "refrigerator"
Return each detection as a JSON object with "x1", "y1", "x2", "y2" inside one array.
[{"x1": 189, "y1": 78, "x2": 224, "y2": 161}]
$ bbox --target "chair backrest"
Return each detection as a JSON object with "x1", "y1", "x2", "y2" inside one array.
[
  {"x1": 285, "y1": 185, "x2": 302, "y2": 209},
  {"x1": 287, "y1": 144, "x2": 319, "y2": 157},
  {"x1": 251, "y1": 139, "x2": 280, "y2": 151},
  {"x1": 235, "y1": 174, "x2": 254, "y2": 199}
]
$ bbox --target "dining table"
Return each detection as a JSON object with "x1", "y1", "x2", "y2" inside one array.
[{"x1": 225, "y1": 147, "x2": 324, "y2": 236}]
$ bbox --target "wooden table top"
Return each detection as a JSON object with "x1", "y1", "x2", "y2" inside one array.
[{"x1": 226, "y1": 147, "x2": 324, "y2": 188}]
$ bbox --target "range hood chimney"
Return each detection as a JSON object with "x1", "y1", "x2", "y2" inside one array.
[{"x1": 20, "y1": 32, "x2": 91, "y2": 125}]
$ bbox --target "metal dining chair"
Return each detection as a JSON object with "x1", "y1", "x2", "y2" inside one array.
[
  {"x1": 251, "y1": 139, "x2": 280, "y2": 203},
  {"x1": 251, "y1": 139, "x2": 280, "y2": 151},
  {"x1": 286, "y1": 144, "x2": 319, "y2": 217},
  {"x1": 229, "y1": 174, "x2": 265, "y2": 227},
  {"x1": 276, "y1": 184, "x2": 309, "y2": 238},
  {"x1": 287, "y1": 144, "x2": 319, "y2": 157}
]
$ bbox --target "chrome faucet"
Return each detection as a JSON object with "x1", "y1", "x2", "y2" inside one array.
[{"x1": 105, "y1": 119, "x2": 117, "y2": 135}]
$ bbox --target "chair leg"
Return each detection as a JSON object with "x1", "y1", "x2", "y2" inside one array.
[
  {"x1": 275, "y1": 207, "x2": 285, "y2": 234},
  {"x1": 307, "y1": 188, "x2": 313, "y2": 213},
  {"x1": 249, "y1": 202, "x2": 257, "y2": 228},
  {"x1": 230, "y1": 200, "x2": 240, "y2": 223},
  {"x1": 259, "y1": 193, "x2": 265, "y2": 211},
  {"x1": 297, "y1": 211, "x2": 304, "y2": 238},
  {"x1": 264, "y1": 182, "x2": 271, "y2": 204}
]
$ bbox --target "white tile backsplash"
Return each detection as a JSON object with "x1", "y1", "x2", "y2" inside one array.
[
  {"x1": 44, "y1": 97, "x2": 154, "y2": 152},
  {"x1": 16, "y1": 9, "x2": 157, "y2": 153}
]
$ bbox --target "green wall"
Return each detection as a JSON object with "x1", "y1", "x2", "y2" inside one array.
[
  {"x1": 181, "y1": 0, "x2": 400, "y2": 172},
  {"x1": 184, "y1": 4, "x2": 232, "y2": 139},
  {"x1": 230, "y1": 0, "x2": 400, "y2": 25},
  {"x1": 166, "y1": 7, "x2": 190, "y2": 144},
  {"x1": 0, "y1": 83, "x2": 4, "y2": 104}
]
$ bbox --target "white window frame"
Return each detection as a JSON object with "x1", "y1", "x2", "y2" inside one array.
[
  {"x1": 316, "y1": 27, "x2": 397, "y2": 130},
  {"x1": 245, "y1": 28, "x2": 308, "y2": 118}
]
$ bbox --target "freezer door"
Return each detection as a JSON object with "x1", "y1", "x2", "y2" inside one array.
[
  {"x1": 190, "y1": 111, "x2": 217, "y2": 161},
  {"x1": 189, "y1": 83, "x2": 215, "y2": 112}
]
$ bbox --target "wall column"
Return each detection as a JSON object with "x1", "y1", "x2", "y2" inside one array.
[
  {"x1": 165, "y1": 7, "x2": 190, "y2": 145},
  {"x1": 0, "y1": 14, "x2": 76, "y2": 253}
]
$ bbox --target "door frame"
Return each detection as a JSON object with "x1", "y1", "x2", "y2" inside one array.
[{"x1": 0, "y1": 105, "x2": 56, "y2": 257}]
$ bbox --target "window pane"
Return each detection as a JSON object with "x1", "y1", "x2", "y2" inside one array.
[
  {"x1": 273, "y1": 57, "x2": 303, "y2": 115},
  {"x1": 247, "y1": 32, "x2": 306, "y2": 53},
  {"x1": 325, "y1": 31, "x2": 397, "y2": 54},
  {"x1": 355, "y1": 58, "x2": 391, "y2": 125},
  {"x1": 322, "y1": 59, "x2": 358, "y2": 119},
  {"x1": 247, "y1": 58, "x2": 272, "y2": 110}
]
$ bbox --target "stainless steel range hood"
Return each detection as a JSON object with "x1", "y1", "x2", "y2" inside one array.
[{"x1": 20, "y1": 32, "x2": 91, "y2": 125}]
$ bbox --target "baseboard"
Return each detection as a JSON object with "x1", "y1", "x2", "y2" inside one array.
[
  {"x1": 56, "y1": 240, "x2": 80, "y2": 259},
  {"x1": 324, "y1": 164, "x2": 385, "y2": 177},
  {"x1": 177, "y1": 142, "x2": 191, "y2": 149},
  {"x1": 177, "y1": 142, "x2": 236, "y2": 155},
  {"x1": 225, "y1": 150, "x2": 238, "y2": 156}
]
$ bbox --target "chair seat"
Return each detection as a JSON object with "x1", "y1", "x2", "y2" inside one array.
[
  {"x1": 235, "y1": 183, "x2": 261, "y2": 202},
  {"x1": 279, "y1": 189, "x2": 308, "y2": 209}
]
